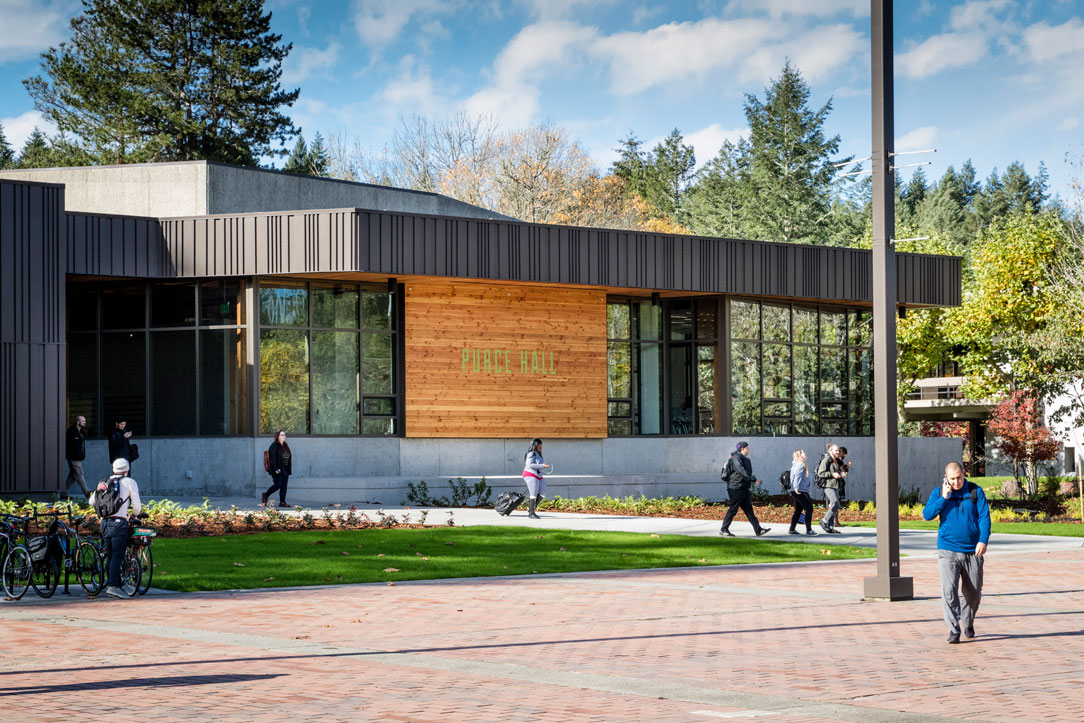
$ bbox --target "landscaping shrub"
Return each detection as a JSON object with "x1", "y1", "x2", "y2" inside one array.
[{"x1": 1000, "y1": 478, "x2": 1022, "y2": 499}]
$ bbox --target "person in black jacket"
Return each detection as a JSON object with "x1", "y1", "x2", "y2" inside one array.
[
  {"x1": 64, "y1": 415, "x2": 90, "y2": 498},
  {"x1": 719, "y1": 441, "x2": 771, "y2": 537},
  {"x1": 108, "y1": 417, "x2": 135, "y2": 472},
  {"x1": 262, "y1": 430, "x2": 293, "y2": 508}
]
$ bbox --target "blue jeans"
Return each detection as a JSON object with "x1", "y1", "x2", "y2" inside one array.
[{"x1": 101, "y1": 517, "x2": 128, "y2": 588}]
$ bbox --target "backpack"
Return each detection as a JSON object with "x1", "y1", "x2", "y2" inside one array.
[
  {"x1": 779, "y1": 469, "x2": 792, "y2": 494},
  {"x1": 93, "y1": 475, "x2": 128, "y2": 518},
  {"x1": 263, "y1": 450, "x2": 272, "y2": 474},
  {"x1": 815, "y1": 453, "x2": 832, "y2": 488}
]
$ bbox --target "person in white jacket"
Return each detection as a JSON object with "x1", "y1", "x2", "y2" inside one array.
[
  {"x1": 90, "y1": 457, "x2": 142, "y2": 598},
  {"x1": 522, "y1": 438, "x2": 550, "y2": 519}
]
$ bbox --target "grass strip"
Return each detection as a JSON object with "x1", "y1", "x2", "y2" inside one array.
[
  {"x1": 148, "y1": 526, "x2": 875, "y2": 592},
  {"x1": 847, "y1": 520, "x2": 1084, "y2": 536}
]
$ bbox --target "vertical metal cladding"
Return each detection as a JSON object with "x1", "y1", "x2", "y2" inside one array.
[{"x1": 1, "y1": 180, "x2": 66, "y2": 493}]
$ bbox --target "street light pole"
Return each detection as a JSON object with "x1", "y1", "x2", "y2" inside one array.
[{"x1": 864, "y1": 0, "x2": 913, "y2": 601}]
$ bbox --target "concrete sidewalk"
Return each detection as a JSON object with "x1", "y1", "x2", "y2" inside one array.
[{"x1": 161, "y1": 495, "x2": 1084, "y2": 559}]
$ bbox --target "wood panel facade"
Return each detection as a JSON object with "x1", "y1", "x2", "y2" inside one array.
[{"x1": 404, "y1": 280, "x2": 607, "y2": 438}]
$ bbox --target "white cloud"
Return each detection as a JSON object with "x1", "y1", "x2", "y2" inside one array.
[
  {"x1": 948, "y1": 0, "x2": 1011, "y2": 32},
  {"x1": 684, "y1": 123, "x2": 747, "y2": 167},
  {"x1": 896, "y1": 125, "x2": 938, "y2": 152},
  {"x1": 352, "y1": 0, "x2": 455, "y2": 47},
  {"x1": 1058, "y1": 117, "x2": 1079, "y2": 131},
  {"x1": 726, "y1": 0, "x2": 868, "y2": 18},
  {"x1": 596, "y1": 18, "x2": 778, "y2": 95},
  {"x1": 896, "y1": 32, "x2": 987, "y2": 78},
  {"x1": 519, "y1": 0, "x2": 616, "y2": 21},
  {"x1": 0, "y1": 0, "x2": 74, "y2": 63},
  {"x1": 281, "y1": 42, "x2": 341, "y2": 85},
  {"x1": 1021, "y1": 18, "x2": 1084, "y2": 64},
  {"x1": 1, "y1": 110, "x2": 57, "y2": 151},
  {"x1": 462, "y1": 21, "x2": 597, "y2": 125},
  {"x1": 379, "y1": 55, "x2": 448, "y2": 116}
]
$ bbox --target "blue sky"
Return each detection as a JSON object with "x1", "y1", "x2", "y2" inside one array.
[{"x1": 1, "y1": 0, "x2": 1083, "y2": 200}]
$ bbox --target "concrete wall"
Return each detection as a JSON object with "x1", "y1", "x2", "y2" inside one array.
[
  {"x1": 57, "y1": 436, "x2": 962, "y2": 507},
  {"x1": 0, "y1": 162, "x2": 510, "y2": 221}
]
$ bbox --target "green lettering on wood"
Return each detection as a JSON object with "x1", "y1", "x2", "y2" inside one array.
[
  {"x1": 462, "y1": 348, "x2": 469, "y2": 372},
  {"x1": 505, "y1": 349, "x2": 513, "y2": 374}
]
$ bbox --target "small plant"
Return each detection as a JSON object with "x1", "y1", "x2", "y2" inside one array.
[
  {"x1": 322, "y1": 507, "x2": 336, "y2": 528},
  {"x1": 750, "y1": 484, "x2": 770, "y2": 504},
  {"x1": 898, "y1": 487, "x2": 920, "y2": 506},
  {"x1": 1000, "y1": 478, "x2": 1022, "y2": 499},
  {"x1": 300, "y1": 509, "x2": 316, "y2": 529},
  {"x1": 445, "y1": 511, "x2": 455, "y2": 527},
  {"x1": 404, "y1": 480, "x2": 440, "y2": 506},
  {"x1": 417, "y1": 509, "x2": 429, "y2": 525},
  {"x1": 344, "y1": 505, "x2": 360, "y2": 527}
]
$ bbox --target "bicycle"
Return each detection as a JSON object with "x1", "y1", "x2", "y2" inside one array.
[
  {"x1": 127, "y1": 515, "x2": 155, "y2": 595},
  {"x1": 1, "y1": 513, "x2": 33, "y2": 600},
  {"x1": 97, "y1": 516, "x2": 143, "y2": 597},
  {"x1": 39, "y1": 505, "x2": 105, "y2": 596}
]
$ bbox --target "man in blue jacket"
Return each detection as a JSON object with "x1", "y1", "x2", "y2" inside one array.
[{"x1": 923, "y1": 461, "x2": 991, "y2": 644}]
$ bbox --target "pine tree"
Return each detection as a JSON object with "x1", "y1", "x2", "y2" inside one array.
[
  {"x1": 283, "y1": 137, "x2": 310, "y2": 174},
  {"x1": 0, "y1": 122, "x2": 14, "y2": 169},
  {"x1": 16, "y1": 128, "x2": 55, "y2": 168},
  {"x1": 739, "y1": 62, "x2": 846, "y2": 244},
  {"x1": 308, "y1": 131, "x2": 329, "y2": 176},
  {"x1": 24, "y1": 0, "x2": 299, "y2": 165}
]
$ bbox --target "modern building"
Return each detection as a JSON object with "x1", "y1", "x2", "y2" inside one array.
[{"x1": 1, "y1": 162, "x2": 963, "y2": 504}]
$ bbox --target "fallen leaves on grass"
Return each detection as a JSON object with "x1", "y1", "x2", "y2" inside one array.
[
  {"x1": 377, "y1": 553, "x2": 385, "y2": 558},
  {"x1": 263, "y1": 577, "x2": 276, "y2": 581},
  {"x1": 650, "y1": 534, "x2": 660, "y2": 538},
  {"x1": 341, "y1": 551, "x2": 350, "y2": 556},
  {"x1": 234, "y1": 562, "x2": 245, "y2": 567},
  {"x1": 383, "y1": 567, "x2": 400, "y2": 572},
  {"x1": 444, "y1": 542, "x2": 454, "y2": 546}
]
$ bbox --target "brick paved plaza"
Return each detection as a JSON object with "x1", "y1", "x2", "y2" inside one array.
[{"x1": 2, "y1": 545, "x2": 1082, "y2": 722}]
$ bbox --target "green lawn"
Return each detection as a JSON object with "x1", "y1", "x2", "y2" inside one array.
[
  {"x1": 848, "y1": 520, "x2": 1084, "y2": 536},
  {"x1": 148, "y1": 526, "x2": 875, "y2": 592}
]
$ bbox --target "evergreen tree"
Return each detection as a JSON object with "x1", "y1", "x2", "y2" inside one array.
[
  {"x1": 0, "y1": 122, "x2": 14, "y2": 169},
  {"x1": 612, "y1": 130, "x2": 695, "y2": 225},
  {"x1": 24, "y1": 0, "x2": 299, "y2": 165},
  {"x1": 308, "y1": 131, "x2": 329, "y2": 176},
  {"x1": 16, "y1": 128, "x2": 55, "y2": 168},
  {"x1": 686, "y1": 139, "x2": 750, "y2": 238},
  {"x1": 739, "y1": 62, "x2": 846, "y2": 244},
  {"x1": 283, "y1": 136, "x2": 310, "y2": 174}
]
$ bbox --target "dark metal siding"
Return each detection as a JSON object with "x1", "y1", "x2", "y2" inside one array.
[
  {"x1": 1, "y1": 180, "x2": 66, "y2": 493},
  {"x1": 69, "y1": 207, "x2": 960, "y2": 307}
]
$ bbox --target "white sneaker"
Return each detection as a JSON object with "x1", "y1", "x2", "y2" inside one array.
[{"x1": 104, "y1": 586, "x2": 128, "y2": 599}]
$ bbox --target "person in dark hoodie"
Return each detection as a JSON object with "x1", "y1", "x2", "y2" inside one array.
[
  {"x1": 923, "y1": 461, "x2": 991, "y2": 644},
  {"x1": 262, "y1": 430, "x2": 293, "y2": 508},
  {"x1": 719, "y1": 441, "x2": 771, "y2": 537},
  {"x1": 64, "y1": 415, "x2": 90, "y2": 498}
]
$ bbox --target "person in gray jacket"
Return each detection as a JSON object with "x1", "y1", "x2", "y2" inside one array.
[{"x1": 522, "y1": 438, "x2": 550, "y2": 519}]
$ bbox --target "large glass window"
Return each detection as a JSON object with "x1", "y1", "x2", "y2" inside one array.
[
  {"x1": 608, "y1": 298, "x2": 717, "y2": 436},
  {"x1": 66, "y1": 279, "x2": 247, "y2": 437},
  {"x1": 728, "y1": 299, "x2": 874, "y2": 436},
  {"x1": 258, "y1": 281, "x2": 398, "y2": 436}
]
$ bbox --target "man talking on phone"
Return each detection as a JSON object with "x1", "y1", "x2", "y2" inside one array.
[{"x1": 922, "y1": 461, "x2": 991, "y2": 644}]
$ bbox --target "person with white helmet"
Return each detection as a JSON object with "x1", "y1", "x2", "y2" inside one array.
[{"x1": 90, "y1": 458, "x2": 142, "y2": 598}]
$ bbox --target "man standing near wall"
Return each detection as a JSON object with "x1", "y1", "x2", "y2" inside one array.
[
  {"x1": 923, "y1": 461, "x2": 991, "y2": 644},
  {"x1": 65, "y1": 415, "x2": 90, "y2": 498}
]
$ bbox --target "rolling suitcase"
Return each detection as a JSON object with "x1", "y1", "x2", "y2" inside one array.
[{"x1": 494, "y1": 491, "x2": 525, "y2": 516}]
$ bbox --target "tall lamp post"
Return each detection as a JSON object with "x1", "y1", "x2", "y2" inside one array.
[{"x1": 863, "y1": 0, "x2": 913, "y2": 601}]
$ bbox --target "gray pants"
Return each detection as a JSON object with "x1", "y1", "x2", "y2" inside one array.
[
  {"x1": 822, "y1": 488, "x2": 841, "y2": 527},
  {"x1": 524, "y1": 474, "x2": 546, "y2": 499},
  {"x1": 937, "y1": 549, "x2": 983, "y2": 635},
  {"x1": 66, "y1": 459, "x2": 91, "y2": 497}
]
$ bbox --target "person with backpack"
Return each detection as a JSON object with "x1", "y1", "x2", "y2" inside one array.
[
  {"x1": 262, "y1": 430, "x2": 293, "y2": 508},
  {"x1": 719, "y1": 441, "x2": 770, "y2": 537},
  {"x1": 90, "y1": 457, "x2": 142, "y2": 599},
  {"x1": 816, "y1": 444, "x2": 845, "y2": 534},
  {"x1": 922, "y1": 461, "x2": 991, "y2": 644},
  {"x1": 522, "y1": 438, "x2": 550, "y2": 519},
  {"x1": 788, "y1": 449, "x2": 817, "y2": 536}
]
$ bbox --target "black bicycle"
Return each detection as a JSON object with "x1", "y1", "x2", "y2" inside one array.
[
  {"x1": 42, "y1": 506, "x2": 106, "y2": 596},
  {"x1": 1, "y1": 513, "x2": 32, "y2": 600},
  {"x1": 128, "y1": 515, "x2": 155, "y2": 595}
]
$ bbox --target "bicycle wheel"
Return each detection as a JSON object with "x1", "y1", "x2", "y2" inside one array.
[
  {"x1": 76, "y1": 540, "x2": 104, "y2": 595},
  {"x1": 2, "y1": 546, "x2": 32, "y2": 600},
  {"x1": 31, "y1": 556, "x2": 60, "y2": 598},
  {"x1": 135, "y1": 545, "x2": 152, "y2": 595},
  {"x1": 119, "y1": 547, "x2": 141, "y2": 597}
]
